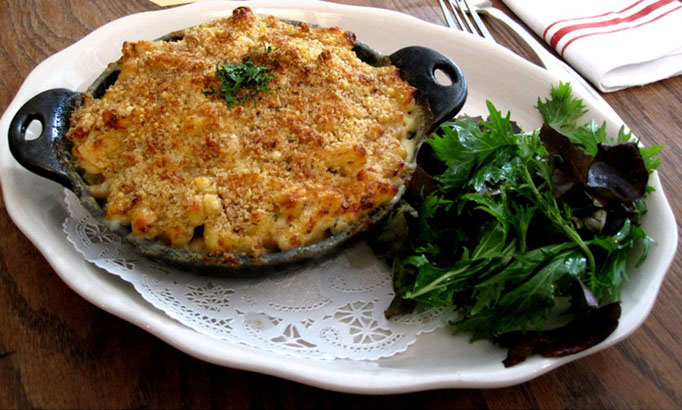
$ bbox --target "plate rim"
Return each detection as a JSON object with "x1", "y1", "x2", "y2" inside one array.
[{"x1": 0, "y1": 0, "x2": 677, "y2": 394}]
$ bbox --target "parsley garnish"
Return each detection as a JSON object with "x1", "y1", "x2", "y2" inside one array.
[{"x1": 204, "y1": 45, "x2": 276, "y2": 108}]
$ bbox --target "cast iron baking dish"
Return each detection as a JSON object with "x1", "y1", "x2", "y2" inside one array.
[{"x1": 8, "y1": 22, "x2": 467, "y2": 274}]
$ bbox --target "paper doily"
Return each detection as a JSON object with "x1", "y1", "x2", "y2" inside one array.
[{"x1": 63, "y1": 191, "x2": 453, "y2": 360}]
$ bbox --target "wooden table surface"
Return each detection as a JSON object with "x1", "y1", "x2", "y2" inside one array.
[{"x1": 1, "y1": 0, "x2": 680, "y2": 408}]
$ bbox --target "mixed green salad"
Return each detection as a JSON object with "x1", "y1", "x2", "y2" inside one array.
[{"x1": 371, "y1": 83, "x2": 662, "y2": 366}]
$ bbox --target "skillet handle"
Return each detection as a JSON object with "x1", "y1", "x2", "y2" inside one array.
[
  {"x1": 8, "y1": 89, "x2": 80, "y2": 190},
  {"x1": 390, "y1": 46, "x2": 467, "y2": 131}
]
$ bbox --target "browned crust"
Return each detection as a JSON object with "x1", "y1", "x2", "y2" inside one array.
[{"x1": 67, "y1": 7, "x2": 424, "y2": 257}]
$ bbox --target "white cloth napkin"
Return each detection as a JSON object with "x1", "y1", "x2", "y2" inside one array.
[{"x1": 501, "y1": 0, "x2": 682, "y2": 92}]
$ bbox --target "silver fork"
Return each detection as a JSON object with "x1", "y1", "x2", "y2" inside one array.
[
  {"x1": 438, "y1": 0, "x2": 624, "y2": 124},
  {"x1": 438, "y1": 0, "x2": 494, "y2": 41}
]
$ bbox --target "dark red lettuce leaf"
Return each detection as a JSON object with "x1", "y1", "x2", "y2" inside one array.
[
  {"x1": 540, "y1": 124, "x2": 594, "y2": 182},
  {"x1": 407, "y1": 165, "x2": 438, "y2": 200},
  {"x1": 384, "y1": 296, "x2": 417, "y2": 320},
  {"x1": 587, "y1": 143, "x2": 648, "y2": 202},
  {"x1": 540, "y1": 125, "x2": 648, "y2": 205},
  {"x1": 551, "y1": 167, "x2": 580, "y2": 198},
  {"x1": 497, "y1": 302, "x2": 621, "y2": 367}
]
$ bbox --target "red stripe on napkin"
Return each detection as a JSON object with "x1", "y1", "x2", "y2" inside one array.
[
  {"x1": 560, "y1": 4, "x2": 682, "y2": 54},
  {"x1": 548, "y1": 0, "x2": 675, "y2": 50},
  {"x1": 542, "y1": 0, "x2": 646, "y2": 39}
]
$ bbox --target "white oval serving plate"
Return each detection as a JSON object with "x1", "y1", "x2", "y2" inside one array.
[{"x1": 0, "y1": 0, "x2": 677, "y2": 394}]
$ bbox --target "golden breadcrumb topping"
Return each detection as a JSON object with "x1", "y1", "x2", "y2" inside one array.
[{"x1": 67, "y1": 7, "x2": 424, "y2": 256}]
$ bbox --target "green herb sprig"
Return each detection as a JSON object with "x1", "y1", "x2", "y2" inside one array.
[{"x1": 203, "y1": 45, "x2": 277, "y2": 108}]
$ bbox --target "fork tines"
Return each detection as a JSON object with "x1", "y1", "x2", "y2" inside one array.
[{"x1": 438, "y1": 0, "x2": 494, "y2": 41}]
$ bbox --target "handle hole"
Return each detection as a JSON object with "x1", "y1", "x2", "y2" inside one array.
[
  {"x1": 433, "y1": 67, "x2": 454, "y2": 87},
  {"x1": 25, "y1": 119, "x2": 43, "y2": 141}
]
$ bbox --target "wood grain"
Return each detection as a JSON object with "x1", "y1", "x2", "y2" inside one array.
[{"x1": 0, "y1": 0, "x2": 680, "y2": 408}]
